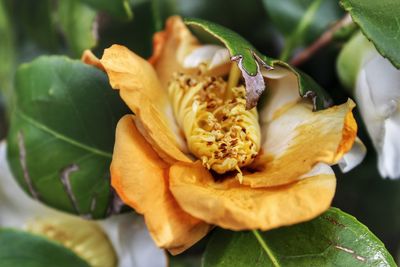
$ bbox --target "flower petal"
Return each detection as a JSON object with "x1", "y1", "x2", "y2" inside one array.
[
  {"x1": 338, "y1": 137, "x2": 367, "y2": 173},
  {"x1": 149, "y1": 16, "x2": 200, "y2": 89},
  {"x1": 242, "y1": 70, "x2": 357, "y2": 188},
  {"x1": 169, "y1": 161, "x2": 335, "y2": 231},
  {"x1": 363, "y1": 53, "x2": 400, "y2": 117},
  {"x1": 110, "y1": 116, "x2": 210, "y2": 254},
  {"x1": 101, "y1": 44, "x2": 190, "y2": 163},
  {"x1": 378, "y1": 113, "x2": 400, "y2": 179},
  {"x1": 81, "y1": 49, "x2": 105, "y2": 71},
  {"x1": 183, "y1": 45, "x2": 231, "y2": 76},
  {"x1": 355, "y1": 51, "x2": 400, "y2": 179}
]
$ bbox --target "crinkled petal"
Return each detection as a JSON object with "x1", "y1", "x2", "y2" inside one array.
[
  {"x1": 101, "y1": 44, "x2": 190, "y2": 163},
  {"x1": 110, "y1": 116, "x2": 210, "y2": 254},
  {"x1": 169, "y1": 161, "x2": 335, "y2": 231},
  {"x1": 242, "y1": 70, "x2": 357, "y2": 188},
  {"x1": 149, "y1": 16, "x2": 200, "y2": 89}
]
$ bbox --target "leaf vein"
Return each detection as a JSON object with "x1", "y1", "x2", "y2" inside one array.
[{"x1": 15, "y1": 109, "x2": 112, "y2": 158}]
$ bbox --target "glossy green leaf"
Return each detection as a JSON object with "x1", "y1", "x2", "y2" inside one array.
[
  {"x1": 184, "y1": 18, "x2": 331, "y2": 110},
  {"x1": 6, "y1": 56, "x2": 129, "y2": 219},
  {"x1": 203, "y1": 208, "x2": 396, "y2": 267},
  {"x1": 340, "y1": 0, "x2": 400, "y2": 69},
  {"x1": 0, "y1": 229, "x2": 90, "y2": 267},
  {"x1": 80, "y1": 0, "x2": 132, "y2": 21},
  {"x1": 58, "y1": 0, "x2": 97, "y2": 57},
  {"x1": 185, "y1": 17, "x2": 261, "y2": 76}
]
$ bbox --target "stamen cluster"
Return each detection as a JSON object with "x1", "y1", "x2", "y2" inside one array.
[{"x1": 168, "y1": 67, "x2": 260, "y2": 179}]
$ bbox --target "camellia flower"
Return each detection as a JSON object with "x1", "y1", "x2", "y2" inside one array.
[
  {"x1": 99, "y1": 16, "x2": 361, "y2": 254},
  {"x1": 338, "y1": 32, "x2": 400, "y2": 179}
]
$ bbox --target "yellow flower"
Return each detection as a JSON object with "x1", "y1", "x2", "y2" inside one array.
[{"x1": 98, "y1": 16, "x2": 358, "y2": 255}]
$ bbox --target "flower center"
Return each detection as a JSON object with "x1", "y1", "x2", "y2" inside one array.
[{"x1": 168, "y1": 65, "x2": 261, "y2": 180}]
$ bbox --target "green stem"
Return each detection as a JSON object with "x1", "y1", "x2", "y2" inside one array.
[
  {"x1": 279, "y1": 0, "x2": 323, "y2": 61},
  {"x1": 252, "y1": 230, "x2": 281, "y2": 267}
]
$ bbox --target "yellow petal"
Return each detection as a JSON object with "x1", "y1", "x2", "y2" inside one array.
[
  {"x1": 111, "y1": 115, "x2": 210, "y2": 254},
  {"x1": 149, "y1": 16, "x2": 200, "y2": 88},
  {"x1": 169, "y1": 161, "x2": 336, "y2": 231},
  {"x1": 242, "y1": 69, "x2": 357, "y2": 188},
  {"x1": 101, "y1": 44, "x2": 190, "y2": 164}
]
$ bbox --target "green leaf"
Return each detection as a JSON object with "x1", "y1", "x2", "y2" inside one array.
[
  {"x1": 0, "y1": 0, "x2": 15, "y2": 96},
  {"x1": 340, "y1": 0, "x2": 400, "y2": 69},
  {"x1": 80, "y1": 0, "x2": 132, "y2": 21},
  {"x1": 263, "y1": 0, "x2": 344, "y2": 44},
  {"x1": 185, "y1": 17, "x2": 261, "y2": 76},
  {"x1": 203, "y1": 208, "x2": 396, "y2": 267},
  {"x1": 184, "y1": 18, "x2": 331, "y2": 110},
  {"x1": 58, "y1": 0, "x2": 97, "y2": 57},
  {"x1": 6, "y1": 56, "x2": 129, "y2": 219},
  {"x1": 0, "y1": 228, "x2": 90, "y2": 267}
]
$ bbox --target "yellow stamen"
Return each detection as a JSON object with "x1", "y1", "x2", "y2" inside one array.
[{"x1": 168, "y1": 66, "x2": 261, "y2": 176}]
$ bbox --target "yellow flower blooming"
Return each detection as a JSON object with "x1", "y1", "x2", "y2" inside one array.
[{"x1": 95, "y1": 16, "x2": 358, "y2": 255}]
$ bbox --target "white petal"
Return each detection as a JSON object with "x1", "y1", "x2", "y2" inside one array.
[
  {"x1": 98, "y1": 215, "x2": 168, "y2": 267},
  {"x1": 259, "y1": 67, "x2": 301, "y2": 124},
  {"x1": 355, "y1": 68, "x2": 385, "y2": 150},
  {"x1": 183, "y1": 45, "x2": 230, "y2": 69},
  {"x1": 355, "y1": 51, "x2": 400, "y2": 179},
  {"x1": 208, "y1": 48, "x2": 230, "y2": 69},
  {"x1": 378, "y1": 113, "x2": 400, "y2": 179},
  {"x1": 338, "y1": 137, "x2": 367, "y2": 173},
  {"x1": 364, "y1": 53, "x2": 400, "y2": 117}
]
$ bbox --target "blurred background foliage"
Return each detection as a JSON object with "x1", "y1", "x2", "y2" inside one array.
[{"x1": 0, "y1": 0, "x2": 399, "y2": 263}]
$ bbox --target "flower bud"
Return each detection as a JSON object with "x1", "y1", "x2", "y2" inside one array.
[{"x1": 337, "y1": 32, "x2": 400, "y2": 179}]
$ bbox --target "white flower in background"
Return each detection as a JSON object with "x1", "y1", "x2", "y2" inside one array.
[
  {"x1": 0, "y1": 141, "x2": 167, "y2": 267},
  {"x1": 338, "y1": 32, "x2": 400, "y2": 179}
]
